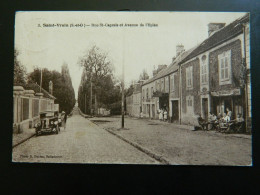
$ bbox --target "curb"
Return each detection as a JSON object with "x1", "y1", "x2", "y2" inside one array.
[
  {"x1": 12, "y1": 133, "x2": 36, "y2": 148},
  {"x1": 101, "y1": 127, "x2": 172, "y2": 165},
  {"x1": 78, "y1": 108, "x2": 93, "y2": 118}
]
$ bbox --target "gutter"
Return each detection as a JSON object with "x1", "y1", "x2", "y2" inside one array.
[{"x1": 180, "y1": 29, "x2": 244, "y2": 65}]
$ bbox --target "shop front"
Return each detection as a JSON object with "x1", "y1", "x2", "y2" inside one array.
[{"x1": 211, "y1": 88, "x2": 243, "y2": 119}]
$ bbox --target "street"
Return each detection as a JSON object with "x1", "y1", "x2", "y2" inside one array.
[
  {"x1": 91, "y1": 116, "x2": 252, "y2": 166},
  {"x1": 13, "y1": 108, "x2": 252, "y2": 165},
  {"x1": 12, "y1": 109, "x2": 158, "y2": 164}
]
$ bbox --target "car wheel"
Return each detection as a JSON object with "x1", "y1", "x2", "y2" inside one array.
[{"x1": 56, "y1": 127, "x2": 59, "y2": 134}]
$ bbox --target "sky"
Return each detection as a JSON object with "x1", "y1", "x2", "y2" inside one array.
[{"x1": 15, "y1": 11, "x2": 246, "y2": 97}]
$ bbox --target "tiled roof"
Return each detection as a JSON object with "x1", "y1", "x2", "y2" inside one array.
[
  {"x1": 143, "y1": 46, "x2": 196, "y2": 86},
  {"x1": 24, "y1": 83, "x2": 56, "y2": 99},
  {"x1": 180, "y1": 13, "x2": 249, "y2": 64}
]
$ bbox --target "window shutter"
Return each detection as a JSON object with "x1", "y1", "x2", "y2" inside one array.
[
  {"x1": 218, "y1": 53, "x2": 223, "y2": 83},
  {"x1": 190, "y1": 66, "x2": 193, "y2": 88},
  {"x1": 227, "y1": 50, "x2": 232, "y2": 81},
  {"x1": 186, "y1": 67, "x2": 189, "y2": 87}
]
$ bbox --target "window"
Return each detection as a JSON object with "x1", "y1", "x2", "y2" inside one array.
[
  {"x1": 186, "y1": 96, "x2": 194, "y2": 114},
  {"x1": 165, "y1": 77, "x2": 169, "y2": 92},
  {"x1": 201, "y1": 55, "x2": 208, "y2": 84},
  {"x1": 146, "y1": 88, "x2": 149, "y2": 99},
  {"x1": 151, "y1": 87, "x2": 153, "y2": 98},
  {"x1": 142, "y1": 89, "x2": 145, "y2": 99},
  {"x1": 186, "y1": 66, "x2": 193, "y2": 89},
  {"x1": 170, "y1": 73, "x2": 175, "y2": 91},
  {"x1": 161, "y1": 78, "x2": 164, "y2": 92},
  {"x1": 218, "y1": 50, "x2": 232, "y2": 85},
  {"x1": 157, "y1": 80, "x2": 160, "y2": 91}
]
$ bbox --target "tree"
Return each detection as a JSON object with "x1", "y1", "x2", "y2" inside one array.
[
  {"x1": 27, "y1": 65, "x2": 76, "y2": 114},
  {"x1": 14, "y1": 49, "x2": 27, "y2": 86},
  {"x1": 139, "y1": 69, "x2": 149, "y2": 80},
  {"x1": 78, "y1": 45, "x2": 121, "y2": 114}
]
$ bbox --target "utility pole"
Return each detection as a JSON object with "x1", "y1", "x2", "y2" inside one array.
[
  {"x1": 95, "y1": 93, "x2": 97, "y2": 115},
  {"x1": 85, "y1": 93, "x2": 86, "y2": 113},
  {"x1": 90, "y1": 74, "x2": 93, "y2": 115},
  {"x1": 40, "y1": 68, "x2": 43, "y2": 93},
  {"x1": 121, "y1": 32, "x2": 125, "y2": 129}
]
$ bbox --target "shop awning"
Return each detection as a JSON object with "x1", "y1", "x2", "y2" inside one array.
[
  {"x1": 152, "y1": 91, "x2": 169, "y2": 97},
  {"x1": 211, "y1": 88, "x2": 241, "y2": 97}
]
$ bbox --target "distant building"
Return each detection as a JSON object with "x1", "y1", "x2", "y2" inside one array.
[
  {"x1": 141, "y1": 45, "x2": 195, "y2": 121},
  {"x1": 126, "y1": 82, "x2": 142, "y2": 117}
]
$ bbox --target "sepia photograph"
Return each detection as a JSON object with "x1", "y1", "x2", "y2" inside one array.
[{"x1": 12, "y1": 11, "x2": 251, "y2": 165}]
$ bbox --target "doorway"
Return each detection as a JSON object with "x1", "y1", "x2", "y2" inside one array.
[
  {"x1": 147, "y1": 104, "x2": 150, "y2": 118},
  {"x1": 152, "y1": 104, "x2": 155, "y2": 119},
  {"x1": 171, "y1": 100, "x2": 179, "y2": 122},
  {"x1": 202, "y1": 98, "x2": 208, "y2": 119},
  {"x1": 224, "y1": 98, "x2": 232, "y2": 113}
]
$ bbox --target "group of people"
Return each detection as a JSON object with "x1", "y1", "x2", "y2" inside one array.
[
  {"x1": 198, "y1": 108, "x2": 245, "y2": 133},
  {"x1": 158, "y1": 108, "x2": 168, "y2": 122}
]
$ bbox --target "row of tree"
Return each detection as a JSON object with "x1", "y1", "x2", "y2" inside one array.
[
  {"x1": 14, "y1": 49, "x2": 76, "y2": 114},
  {"x1": 78, "y1": 46, "x2": 122, "y2": 115},
  {"x1": 77, "y1": 45, "x2": 151, "y2": 115}
]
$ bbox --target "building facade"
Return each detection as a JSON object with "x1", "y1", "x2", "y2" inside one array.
[
  {"x1": 13, "y1": 84, "x2": 57, "y2": 133},
  {"x1": 137, "y1": 13, "x2": 251, "y2": 131},
  {"x1": 179, "y1": 13, "x2": 250, "y2": 130},
  {"x1": 126, "y1": 82, "x2": 142, "y2": 117}
]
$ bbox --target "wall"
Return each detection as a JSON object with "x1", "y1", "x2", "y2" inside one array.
[
  {"x1": 209, "y1": 39, "x2": 242, "y2": 92},
  {"x1": 13, "y1": 86, "x2": 56, "y2": 133},
  {"x1": 141, "y1": 81, "x2": 158, "y2": 119},
  {"x1": 181, "y1": 58, "x2": 201, "y2": 125},
  {"x1": 126, "y1": 95, "x2": 133, "y2": 116},
  {"x1": 169, "y1": 71, "x2": 180, "y2": 119}
]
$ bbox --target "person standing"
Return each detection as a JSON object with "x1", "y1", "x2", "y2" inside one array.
[
  {"x1": 61, "y1": 111, "x2": 67, "y2": 130},
  {"x1": 159, "y1": 109, "x2": 163, "y2": 121},
  {"x1": 226, "y1": 108, "x2": 232, "y2": 120},
  {"x1": 163, "y1": 109, "x2": 168, "y2": 122}
]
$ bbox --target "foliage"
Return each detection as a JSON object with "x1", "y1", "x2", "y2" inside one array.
[
  {"x1": 125, "y1": 83, "x2": 134, "y2": 97},
  {"x1": 14, "y1": 49, "x2": 27, "y2": 86},
  {"x1": 107, "y1": 101, "x2": 122, "y2": 115},
  {"x1": 27, "y1": 64, "x2": 76, "y2": 114},
  {"x1": 78, "y1": 45, "x2": 121, "y2": 114},
  {"x1": 139, "y1": 69, "x2": 149, "y2": 80}
]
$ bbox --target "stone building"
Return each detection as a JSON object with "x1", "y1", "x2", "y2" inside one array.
[
  {"x1": 138, "y1": 13, "x2": 251, "y2": 131},
  {"x1": 178, "y1": 13, "x2": 250, "y2": 130},
  {"x1": 13, "y1": 83, "x2": 57, "y2": 133},
  {"x1": 126, "y1": 82, "x2": 142, "y2": 117},
  {"x1": 141, "y1": 46, "x2": 195, "y2": 122}
]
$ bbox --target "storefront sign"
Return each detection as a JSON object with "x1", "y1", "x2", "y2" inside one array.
[{"x1": 211, "y1": 88, "x2": 241, "y2": 96}]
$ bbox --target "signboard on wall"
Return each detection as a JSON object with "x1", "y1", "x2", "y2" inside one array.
[
  {"x1": 54, "y1": 104, "x2": 59, "y2": 111},
  {"x1": 211, "y1": 88, "x2": 241, "y2": 96}
]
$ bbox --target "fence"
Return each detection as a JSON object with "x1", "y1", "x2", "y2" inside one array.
[{"x1": 13, "y1": 86, "x2": 56, "y2": 133}]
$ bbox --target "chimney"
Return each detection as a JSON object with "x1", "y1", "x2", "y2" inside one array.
[
  {"x1": 49, "y1": 80, "x2": 53, "y2": 95},
  {"x1": 208, "y1": 23, "x2": 225, "y2": 36},
  {"x1": 153, "y1": 70, "x2": 157, "y2": 77},
  {"x1": 176, "y1": 44, "x2": 185, "y2": 56}
]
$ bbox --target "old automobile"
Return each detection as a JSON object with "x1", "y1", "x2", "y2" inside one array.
[{"x1": 34, "y1": 111, "x2": 60, "y2": 136}]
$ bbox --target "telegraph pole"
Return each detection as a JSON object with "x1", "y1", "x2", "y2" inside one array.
[
  {"x1": 40, "y1": 68, "x2": 43, "y2": 93},
  {"x1": 85, "y1": 93, "x2": 86, "y2": 113},
  {"x1": 90, "y1": 74, "x2": 93, "y2": 115},
  {"x1": 121, "y1": 31, "x2": 125, "y2": 129}
]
